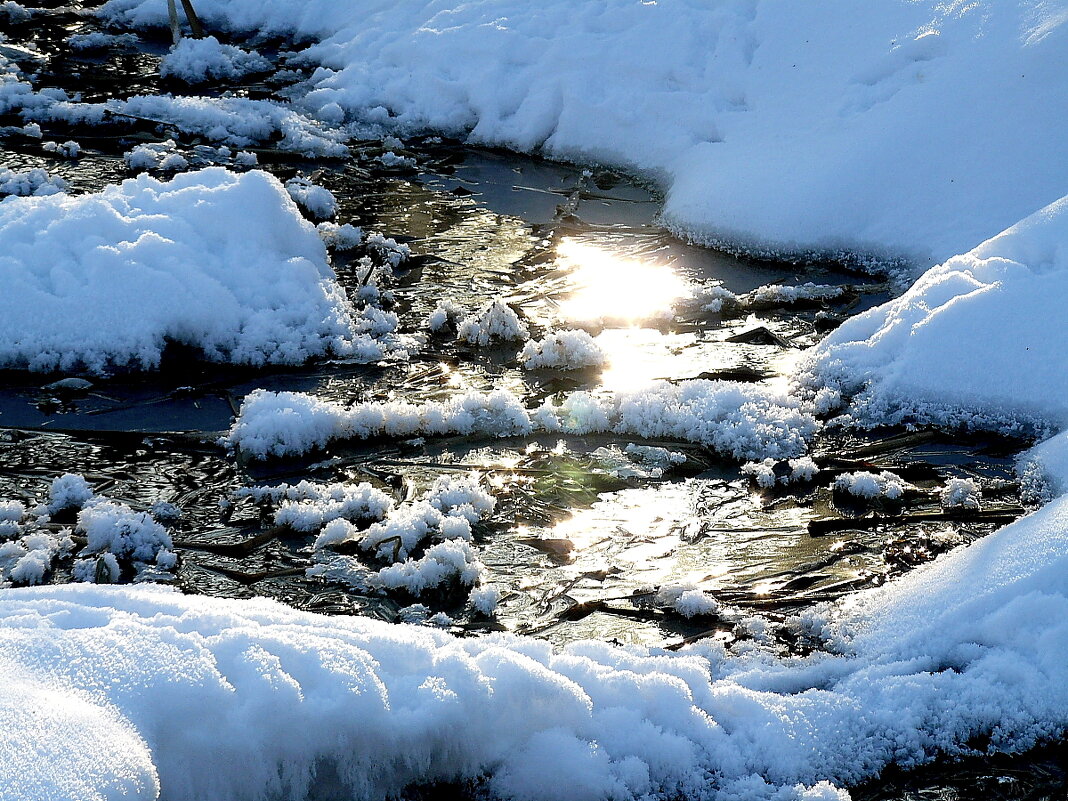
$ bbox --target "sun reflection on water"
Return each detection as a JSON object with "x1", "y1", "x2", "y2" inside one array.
[{"x1": 555, "y1": 238, "x2": 688, "y2": 325}]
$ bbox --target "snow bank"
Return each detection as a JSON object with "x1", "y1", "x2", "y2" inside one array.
[
  {"x1": 0, "y1": 168, "x2": 372, "y2": 372},
  {"x1": 99, "y1": 0, "x2": 1068, "y2": 266},
  {"x1": 798, "y1": 195, "x2": 1068, "y2": 432},
  {"x1": 227, "y1": 381, "x2": 817, "y2": 461}
]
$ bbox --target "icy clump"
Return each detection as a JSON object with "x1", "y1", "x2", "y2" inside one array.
[
  {"x1": 940, "y1": 478, "x2": 982, "y2": 511},
  {"x1": 75, "y1": 94, "x2": 351, "y2": 157},
  {"x1": 365, "y1": 232, "x2": 411, "y2": 268},
  {"x1": 358, "y1": 475, "x2": 493, "y2": 561},
  {"x1": 833, "y1": 471, "x2": 910, "y2": 501},
  {"x1": 376, "y1": 151, "x2": 416, "y2": 169},
  {"x1": 798, "y1": 195, "x2": 1068, "y2": 432},
  {"x1": 742, "y1": 456, "x2": 820, "y2": 488},
  {"x1": 371, "y1": 539, "x2": 483, "y2": 595},
  {"x1": 469, "y1": 584, "x2": 502, "y2": 616},
  {"x1": 743, "y1": 283, "x2": 844, "y2": 309},
  {"x1": 426, "y1": 299, "x2": 463, "y2": 334},
  {"x1": 521, "y1": 330, "x2": 606, "y2": 370},
  {"x1": 285, "y1": 176, "x2": 337, "y2": 220},
  {"x1": 0, "y1": 166, "x2": 67, "y2": 196},
  {"x1": 78, "y1": 500, "x2": 172, "y2": 563},
  {"x1": 271, "y1": 481, "x2": 394, "y2": 532},
  {"x1": 227, "y1": 388, "x2": 534, "y2": 458},
  {"x1": 0, "y1": 168, "x2": 370, "y2": 373},
  {"x1": 68, "y1": 31, "x2": 139, "y2": 50},
  {"x1": 41, "y1": 139, "x2": 80, "y2": 158},
  {"x1": 21, "y1": 122, "x2": 41, "y2": 137},
  {"x1": 457, "y1": 299, "x2": 530, "y2": 346},
  {"x1": 71, "y1": 551, "x2": 121, "y2": 584},
  {"x1": 317, "y1": 221, "x2": 362, "y2": 249},
  {"x1": 48, "y1": 473, "x2": 94, "y2": 514},
  {"x1": 160, "y1": 35, "x2": 271, "y2": 83},
  {"x1": 124, "y1": 139, "x2": 189, "y2": 172},
  {"x1": 0, "y1": 501, "x2": 24, "y2": 537},
  {"x1": 657, "y1": 584, "x2": 720, "y2": 618}
]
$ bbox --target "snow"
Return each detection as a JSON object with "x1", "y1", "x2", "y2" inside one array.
[
  {"x1": 0, "y1": 166, "x2": 67, "y2": 196},
  {"x1": 457, "y1": 299, "x2": 530, "y2": 347},
  {"x1": 16, "y1": 500, "x2": 1068, "y2": 801},
  {"x1": 78, "y1": 500, "x2": 172, "y2": 563},
  {"x1": 0, "y1": 168, "x2": 374, "y2": 373},
  {"x1": 285, "y1": 176, "x2": 337, "y2": 220},
  {"x1": 48, "y1": 473, "x2": 94, "y2": 514},
  {"x1": 940, "y1": 478, "x2": 982, "y2": 511},
  {"x1": 268, "y1": 481, "x2": 394, "y2": 532},
  {"x1": 226, "y1": 388, "x2": 534, "y2": 459},
  {"x1": 833, "y1": 471, "x2": 910, "y2": 501},
  {"x1": 521, "y1": 330, "x2": 606, "y2": 370},
  {"x1": 100, "y1": 0, "x2": 1068, "y2": 268},
  {"x1": 160, "y1": 36, "x2": 270, "y2": 83},
  {"x1": 229, "y1": 380, "x2": 818, "y2": 462},
  {"x1": 124, "y1": 139, "x2": 188, "y2": 172},
  {"x1": 797, "y1": 195, "x2": 1068, "y2": 433},
  {"x1": 41, "y1": 139, "x2": 80, "y2": 158}
]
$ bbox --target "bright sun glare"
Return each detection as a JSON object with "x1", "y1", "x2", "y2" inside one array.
[{"x1": 555, "y1": 238, "x2": 688, "y2": 325}]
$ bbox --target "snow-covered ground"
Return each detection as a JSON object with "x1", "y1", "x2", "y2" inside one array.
[
  {"x1": 0, "y1": 168, "x2": 378, "y2": 372},
  {"x1": 99, "y1": 0, "x2": 1068, "y2": 268}
]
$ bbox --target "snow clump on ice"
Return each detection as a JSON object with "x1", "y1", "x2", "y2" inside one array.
[
  {"x1": 285, "y1": 175, "x2": 337, "y2": 219},
  {"x1": 160, "y1": 35, "x2": 270, "y2": 83},
  {"x1": 47, "y1": 473, "x2": 95, "y2": 515},
  {"x1": 940, "y1": 477, "x2": 982, "y2": 511},
  {"x1": 457, "y1": 299, "x2": 530, "y2": 346},
  {"x1": 0, "y1": 168, "x2": 374, "y2": 373},
  {"x1": 834, "y1": 471, "x2": 910, "y2": 501},
  {"x1": 521, "y1": 329, "x2": 606, "y2": 370},
  {"x1": 743, "y1": 456, "x2": 820, "y2": 488},
  {"x1": 41, "y1": 139, "x2": 79, "y2": 158},
  {"x1": 124, "y1": 139, "x2": 189, "y2": 172}
]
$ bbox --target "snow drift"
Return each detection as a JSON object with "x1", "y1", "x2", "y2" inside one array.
[
  {"x1": 0, "y1": 168, "x2": 369, "y2": 372},
  {"x1": 798, "y1": 194, "x2": 1068, "y2": 432},
  {"x1": 99, "y1": 0, "x2": 1068, "y2": 267}
]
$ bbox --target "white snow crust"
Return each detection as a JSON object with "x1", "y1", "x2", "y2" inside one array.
[
  {"x1": 99, "y1": 0, "x2": 1068, "y2": 266},
  {"x1": 0, "y1": 168, "x2": 371, "y2": 372}
]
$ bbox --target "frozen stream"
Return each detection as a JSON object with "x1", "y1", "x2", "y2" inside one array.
[{"x1": 0, "y1": 5, "x2": 1061, "y2": 800}]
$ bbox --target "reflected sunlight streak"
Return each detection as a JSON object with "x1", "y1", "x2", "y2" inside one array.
[{"x1": 555, "y1": 239, "x2": 688, "y2": 325}]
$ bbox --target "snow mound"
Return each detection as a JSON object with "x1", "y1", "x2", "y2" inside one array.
[
  {"x1": 0, "y1": 168, "x2": 371, "y2": 373},
  {"x1": 160, "y1": 35, "x2": 270, "y2": 83},
  {"x1": 798, "y1": 195, "x2": 1068, "y2": 432}
]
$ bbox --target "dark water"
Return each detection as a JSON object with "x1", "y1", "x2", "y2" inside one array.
[{"x1": 0, "y1": 6, "x2": 1059, "y2": 799}]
